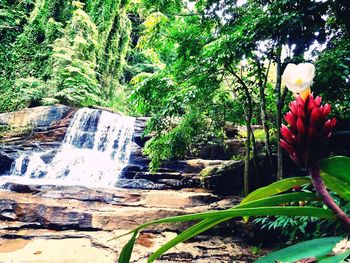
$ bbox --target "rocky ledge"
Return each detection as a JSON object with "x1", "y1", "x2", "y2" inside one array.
[{"x1": 0, "y1": 183, "x2": 270, "y2": 262}]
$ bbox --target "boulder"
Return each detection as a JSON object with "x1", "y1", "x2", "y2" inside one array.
[{"x1": 199, "y1": 160, "x2": 244, "y2": 194}]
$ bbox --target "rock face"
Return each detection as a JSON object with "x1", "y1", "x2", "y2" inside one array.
[
  {"x1": 0, "y1": 183, "x2": 269, "y2": 262},
  {"x1": 0, "y1": 105, "x2": 77, "y2": 173}
]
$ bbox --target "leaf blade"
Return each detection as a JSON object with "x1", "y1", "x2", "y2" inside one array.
[
  {"x1": 118, "y1": 231, "x2": 138, "y2": 263},
  {"x1": 147, "y1": 192, "x2": 321, "y2": 262},
  {"x1": 255, "y1": 237, "x2": 346, "y2": 263},
  {"x1": 241, "y1": 177, "x2": 311, "y2": 205},
  {"x1": 320, "y1": 156, "x2": 350, "y2": 200}
]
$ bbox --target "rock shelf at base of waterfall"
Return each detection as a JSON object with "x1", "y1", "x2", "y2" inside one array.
[{"x1": 0, "y1": 183, "x2": 272, "y2": 262}]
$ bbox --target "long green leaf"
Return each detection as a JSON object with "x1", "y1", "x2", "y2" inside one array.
[
  {"x1": 255, "y1": 237, "x2": 349, "y2": 263},
  {"x1": 118, "y1": 231, "x2": 138, "y2": 263},
  {"x1": 118, "y1": 192, "x2": 324, "y2": 262},
  {"x1": 147, "y1": 192, "x2": 320, "y2": 262},
  {"x1": 241, "y1": 177, "x2": 311, "y2": 222},
  {"x1": 138, "y1": 207, "x2": 334, "y2": 228},
  {"x1": 136, "y1": 206, "x2": 333, "y2": 263},
  {"x1": 319, "y1": 250, "x2": 350, "y2": 262},
  {"x1": 320, "y1": 156, "x2": 350, "y2": 201},
  {"x1": 119, "y1": 206, "x2": 333, "y2": 263},
  {"x1": 241, "y1": 177, "x2": 311, "y2": 205}
]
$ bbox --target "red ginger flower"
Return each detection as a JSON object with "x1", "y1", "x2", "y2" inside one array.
[{"x1": 280, "y1": 94, "x2": 337, "y2": 168}]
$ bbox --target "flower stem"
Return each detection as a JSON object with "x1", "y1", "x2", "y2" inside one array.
[{"x1": 310, "y1": 164, "x2": 350, "y2": 230}]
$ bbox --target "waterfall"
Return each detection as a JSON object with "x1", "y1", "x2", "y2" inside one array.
[{"x1": 5, "y1": 108, "x2": 135, "y2": 187}]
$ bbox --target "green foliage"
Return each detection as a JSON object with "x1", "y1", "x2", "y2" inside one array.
[
  {"x1": 314, "y1": 8, "x2": 350, "y2": 118},
  {"x1": 126, "y1": 0, "x2": 345, "y2": 169},
  {"x1": 320, "y1": 156, "x2": 350, "y2": 201},
  {"x1": 1, "y1": 77, "x2": 46, "y2": 111},
  {"x1": 143, "y1": 110, "x2": 209, "y2": 171},
  {"x1": 86, "y1": 0, "x2": 131, "y2": 98},
  {"x1": 49, "y1": 5, "x2": 101, "y2": 106},
  {"x1": 241, "y1": 177, "x2": 312, "y2": 205},
  {"x1": 256, "y1": 237, "x2": 350, "y2": 263},
  {"x1": 254, "y1": 215, "x2": 323, "y2": 242},
  {"x1": 0, "y1": 0, "x2": 132, "y2": 112},
  {"x1": 118, "y1": 232, "x2": 138, "y2": 263},
  {"x1": 254, "y1": 190, "x2": 350, "y2": 243}
]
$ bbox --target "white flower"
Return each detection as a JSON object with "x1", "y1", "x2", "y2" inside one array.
[{"x1": 282, "y1": 63, "x2": 315, "y2": 93}]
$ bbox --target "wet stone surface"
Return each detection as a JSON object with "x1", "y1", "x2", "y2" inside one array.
[{"x1": 0, "y1": 184, "x2": 270, "y2": 262}]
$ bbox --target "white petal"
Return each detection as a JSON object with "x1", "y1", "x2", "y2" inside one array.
[
  {"x1": 282, "y1": 62, "x2": 315, "y2": 93},
  {"x1": 282, "y1": 64, "x2": 297, "y2": 83}
]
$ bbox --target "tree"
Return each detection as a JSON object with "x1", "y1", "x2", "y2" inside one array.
[
  {"x1": 128, "y1": 0, "x2": 340, "y2": 194},
  {"x1": 49, "y1": 2, "x2": 101, "y2": 106},
  {"x1": 0, "y1": 0, "x2": 133, "y2": 112}
]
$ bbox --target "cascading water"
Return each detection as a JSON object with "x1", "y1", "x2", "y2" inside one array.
[{"x1": 4, "y1": 108, "x2": 135, "y2": 187}]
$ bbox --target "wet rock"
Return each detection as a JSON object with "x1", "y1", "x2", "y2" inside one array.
[
  {"x1": 200, "y1": 160, "x2": 244, "y2": 194},
  {"x1": 116, "y1": 178, "x2": 169, "y2": 190},
  {"x1": 132, "y1": 117, "x2": 151, "y2": 148},
  {"x1": 1, "y1": 183, "x2": 38, "y2": 194},
  {"x1": 40, "y1": 150, "x2": 57, "y2": 164},
  {"x1": 0, "y1": 106, "x2": 76, "y2": 168},
  {"x1": 122, "y1": 159, "x2": 235, "y2": 190},
  {"x1": 0, "y1": 152, "x2": 14, "y2": 174},
  {"x1": 0, "y1": 185, "x2": 234, "y2": 231},
  {"x1": 0, "y1": 199, "x2": 17, "y2": 220},
  {"x1": 0, "y1": 105, "x2": 73, "y2": 129}
]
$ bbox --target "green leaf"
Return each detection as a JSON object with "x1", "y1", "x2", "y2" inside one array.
[
  {"x1": 118, "y1": 231, "x2": 138, "y2": 263},
  {"x1": 255, "y1": 237, "x2": 349, "y2": 263},
  {"x1": 141, "y1": 207, "x2": 333, "y2": 262},
  {"x1": 319, "y1": 250, "x2": 350, "y2": 262},
  {"x1": 147, "y1": 192, "x2": 320, "y2": 262},
  {"x1": 320, "y1": 156, "x2": 350, "y2": 201},
  {"x1": 241, "y1": 177, "x2": 311, "y2": 205},
  {"x1": 241, "y1": 177, "x2": 311, "y2": 221},
  {"x1": 137, "y1": 207, "x2": 334, "y2": 230},
  {"x1": 118, "y1": 192, "x2": 327, "y2": 262}
]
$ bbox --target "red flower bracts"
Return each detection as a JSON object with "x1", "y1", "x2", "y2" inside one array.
[{"x1": 280, "y1": 94, "x2": 337, "y2": 168}]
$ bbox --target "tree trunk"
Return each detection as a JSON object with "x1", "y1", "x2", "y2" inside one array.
[
  {"x1": 250, "y1": 127, "x2": 260, "y2": 186},
  {"x1": 227, "y1": 64, "x2": 254, "y2": 195},
  {"x1": 242, "y1": 85, "x2": 253, "y2": 195},
  {"x1": 275, "y1": 49, "x2": 283, "y2": 181},
  {"x1": 244, "y1": 113, "x2": 252, "y2": 196},
  {"x1": 257, "y1": 60, "x2": 275, "y2": 181}
]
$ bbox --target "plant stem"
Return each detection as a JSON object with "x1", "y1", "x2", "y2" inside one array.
[{"x1": 310, "y1": 164, "x2": 350, "y2": 230}]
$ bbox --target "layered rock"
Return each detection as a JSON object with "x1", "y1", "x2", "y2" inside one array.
[
  {"x1": 0, "y1": 105, "x2": 77, "y2": 172},
  {"x1": 0, "y1": 183, "x2": 269, "y2": 262}
]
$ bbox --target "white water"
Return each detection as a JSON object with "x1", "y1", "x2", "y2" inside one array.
[{"x1": 2, "y1": 108, "x2": 135, "y2": 187}]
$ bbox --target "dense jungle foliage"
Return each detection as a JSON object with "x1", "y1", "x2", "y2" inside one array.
[
  {"x1": 1, "y1": 0, "x2": 131, "y2": 111},
  {"x1": 1, "y1": 0, "x2": 350, "y2": 192}
]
